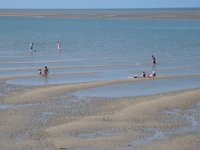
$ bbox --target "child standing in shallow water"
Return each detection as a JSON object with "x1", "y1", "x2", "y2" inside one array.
[{"x1": 29, "y1": 43, "x2": 34, "y2": 52}]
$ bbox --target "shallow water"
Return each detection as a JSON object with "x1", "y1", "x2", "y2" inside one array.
[
  {"x1": 73, "y1": 76, "x2": 200, "y2": 98},
  {"x1": 0, "y1": 16, "x2": 200, "y2": 86},
  {"x1": 0, "y1": 104, "x2": 12, "y2": 110},
  {"x1": 0, "y1": 102, "x2": 45, "y2": 111},
  {"x1": 76, "y1": 128, "x2": 123, "y2": 139}
]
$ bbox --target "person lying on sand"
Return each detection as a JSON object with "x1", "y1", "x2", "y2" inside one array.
[{"x1": 147, "y1": 70, "x2": 156, "y2": 79}]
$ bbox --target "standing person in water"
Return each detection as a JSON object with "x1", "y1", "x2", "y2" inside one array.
[
  {"x1": 57, "y1": 41, "x2": 61, "y2": 51},
  {"x1": 29, "y1": 43, "x2": 34, "y2": 52},
  {"x1": 152, "y1": 55, "x2": 156, "y2": 65}
]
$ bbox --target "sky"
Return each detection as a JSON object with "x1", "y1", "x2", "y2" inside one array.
[{"x1": 0, "y1": 0, "x2": 200, "y2": 9}]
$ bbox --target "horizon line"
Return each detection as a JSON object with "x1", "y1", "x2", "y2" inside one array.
[{"x1": 0, "y1": 7, "x2": 200, "y2": 10}]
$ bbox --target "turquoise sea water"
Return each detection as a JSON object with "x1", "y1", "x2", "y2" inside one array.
[{"x1": 0, "y1": 13, "x2": 200, "y2": 86}]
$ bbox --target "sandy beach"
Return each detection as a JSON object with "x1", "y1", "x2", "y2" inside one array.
[{"x1": 0, "y1": 75, "x2": 200, "y2": 150}]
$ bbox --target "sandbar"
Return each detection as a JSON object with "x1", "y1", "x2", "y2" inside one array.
[
  {"x1": 0, "y1": 75, "x2": 200, "y2": 150},
  {"x1": 0, "y1": 9, "x2": 200, "y2": 19}
]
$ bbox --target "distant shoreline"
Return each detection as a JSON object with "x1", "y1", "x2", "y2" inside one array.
[{"x1": 0, "y1": 8, "x2": 200, "y2": 19}]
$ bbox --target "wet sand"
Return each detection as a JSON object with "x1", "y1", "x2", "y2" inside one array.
[
  {"x1": 0, "y1": 9, "x2": 200, "y2": 19},
  {"x1": 0, "y1": 75, "x2": 200, "y2": 150}
]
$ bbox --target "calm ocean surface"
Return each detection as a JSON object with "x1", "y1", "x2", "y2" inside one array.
[{"x1": 0, "y1": 12, "x2": 200, "y2": 86}]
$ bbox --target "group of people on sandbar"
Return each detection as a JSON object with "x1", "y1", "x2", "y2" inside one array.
[
  {"x1": 130, "y1": 55, "x2": 157, "y2": 79},
  {"x1": 133, "y1": 70, "x2": 156, "y2": 79},
  {"x1": 38, "y1": 66, "x2": 49, "y2": 76}
]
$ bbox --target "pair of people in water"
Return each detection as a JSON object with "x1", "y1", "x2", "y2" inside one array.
[
  {"x1": 30, "y1": 42, "x2": 61, "y2": 52},
  {"x1": 38, "y1": 66, "x2": 49, "y2": 76}
]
